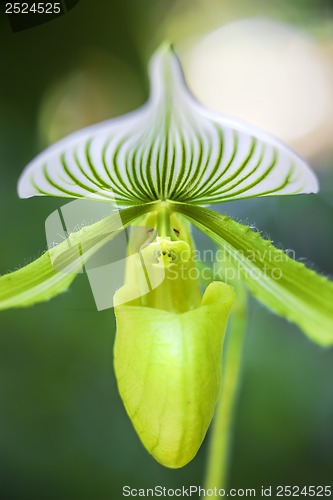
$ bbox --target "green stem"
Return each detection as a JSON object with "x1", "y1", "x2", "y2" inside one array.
[{"x1": 204, "y1": 281, "x2": 247, "y2": 495}]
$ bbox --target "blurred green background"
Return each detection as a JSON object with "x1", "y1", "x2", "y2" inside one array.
[{"x1": 0, "y1": 1, "x2": 333, "y2": 499}]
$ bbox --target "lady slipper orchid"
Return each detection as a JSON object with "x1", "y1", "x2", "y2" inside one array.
[
  {"x1": 113, "y1": 209, "x2": 234, "y2": 467},
  {"x1": 1, "y1": 43, "x2": 333, "y2": 476}
]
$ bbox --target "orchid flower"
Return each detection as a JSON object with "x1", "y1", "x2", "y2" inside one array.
[{"x1": 1, "y1": 44, "x2": 333, "y2": 482}]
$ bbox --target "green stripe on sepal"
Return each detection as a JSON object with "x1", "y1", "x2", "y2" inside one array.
[
  {"x1": 114, "y1": 280, "x2": 235, "y2": 468},
  {"x1": 18, "y1": 44, "x2": 318, "y2": 206},
  {"x1": 173, "y1": 203, "x2": 333, "y2": 346}
]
